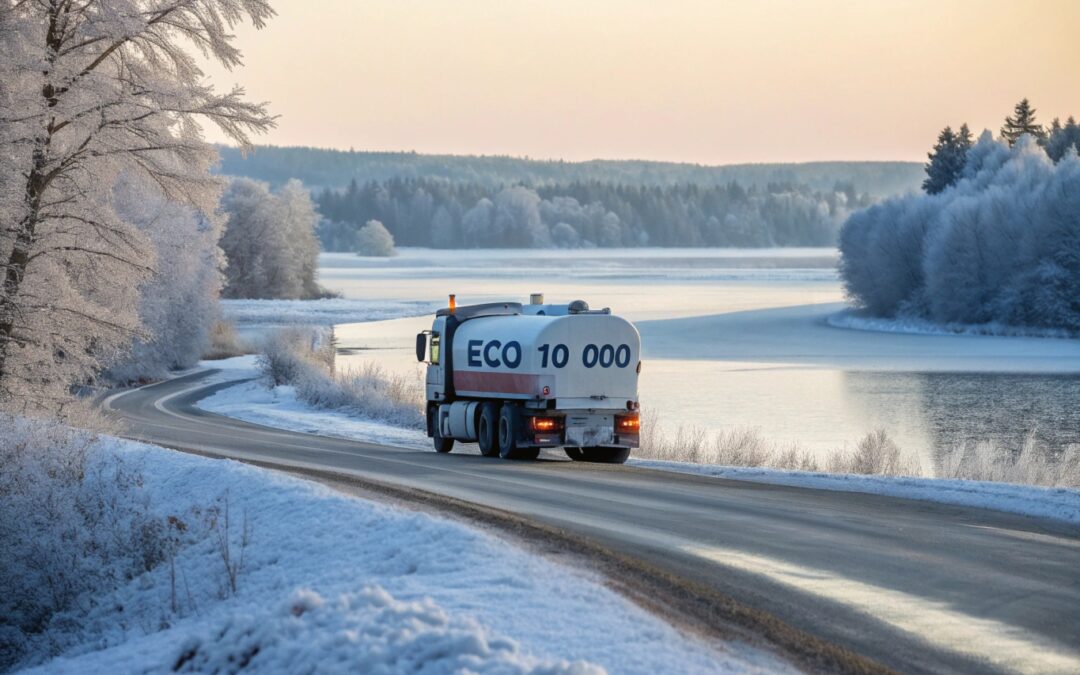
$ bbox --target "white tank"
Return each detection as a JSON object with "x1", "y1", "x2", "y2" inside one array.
[{"x1": 450, "y1": 312, "x2": 640, "y2": 409}]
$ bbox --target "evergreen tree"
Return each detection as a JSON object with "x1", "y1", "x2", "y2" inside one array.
[
  {"x1": 923, "y1": 125, "x2": 971, "y2": 194},
  {"x1": 1046, "y1": 117, "x2": 1080, "y2": 163},
  {"x1": 1001, "y1": 98, "x2": 1045, "y2": 146}
]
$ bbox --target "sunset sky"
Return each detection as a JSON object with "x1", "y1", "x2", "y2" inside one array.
[{"x1": 201, "y1": 0, "x2": 1080, "y2": 164}]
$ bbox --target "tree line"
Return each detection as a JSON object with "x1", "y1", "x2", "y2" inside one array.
[
  {"x1": 315, "y1": 178, "x2": 871, "y2": 250},
  {"x1": 218, "y1": 145, "x2": 923, "y2": 196},
  {"x1": 840, "y1": 99, "x2": 1080, "y2": 331}
]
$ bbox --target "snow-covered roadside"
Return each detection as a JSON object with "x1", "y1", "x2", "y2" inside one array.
[
  {"x1": 202, "y1": 378, "x2": 429, "y2": 450},
  {"x1": 194, "y1": 361, "x2": 1080, "y2": 526},
  {"x1": 628, "y1": 459, "x2": 1080, "y2": 526},
  {"x1": 196, "y1": 355, "x2": 430, "y2": 450},
  {"x1": 827, "y1": 309, "x2": 1075, "y2": 340},
  {"x1": 22, "y1": 436, "x2": 782, "y2": 675}
]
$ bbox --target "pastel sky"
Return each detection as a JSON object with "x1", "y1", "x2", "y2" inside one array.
[{"x1": 201, "y1": 0, "x2": 1080, "y2": 164}]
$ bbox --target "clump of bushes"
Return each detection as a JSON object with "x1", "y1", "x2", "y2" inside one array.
[
  {"x1": 203, "y1": 320, "x2": 251, "y2": 360},
  {"x1": 258, "y1": 328, "x2": 422, "y2": 428}
]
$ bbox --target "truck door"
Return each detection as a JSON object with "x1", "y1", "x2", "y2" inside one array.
[{"x1": 424, "y1": 317, "x2": 447, "y2": 400}]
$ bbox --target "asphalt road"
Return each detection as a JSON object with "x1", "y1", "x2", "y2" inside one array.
[{"x1": 106, "y1": 370, "x2": 1080, "y2": 675}]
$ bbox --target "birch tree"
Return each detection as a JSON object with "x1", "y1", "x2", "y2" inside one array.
[{"x1": 0, "y1": 0, "x2": 275, "y2": 409}]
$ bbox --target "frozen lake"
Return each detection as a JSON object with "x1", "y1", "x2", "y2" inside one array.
[{"x1": 325, "y1": 249, "x2": 1080, "y2": 465}]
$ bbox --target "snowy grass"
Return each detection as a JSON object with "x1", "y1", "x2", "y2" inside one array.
[
  {"x1": 828, "y1": 309, "x2": 1077, "y2": 339},
  {"x1": 201, "y1": 320, "x2": 251, "y2": 360},
  {"x1": 12, "y1": 434, "x2": 771, "y2": 674},
  {"x1": 638, "y1": 419, "x2": 1079, "y2": 489},
  {"x1": 638, "y1": 415, "x2": 920, "y2": 476}
]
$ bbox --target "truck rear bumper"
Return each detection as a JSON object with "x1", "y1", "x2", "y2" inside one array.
[{"x1": 522, "y1": 410, "x2": 639, "y2": 449}]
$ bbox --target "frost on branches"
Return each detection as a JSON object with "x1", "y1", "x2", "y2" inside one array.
[{"x1": 0, "y1": 0, "x2": 275, "y2": 411}]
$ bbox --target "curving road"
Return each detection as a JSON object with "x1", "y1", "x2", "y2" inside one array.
[{"x1": 106, "y1": 370, "x2": 1080, "y2": 675}]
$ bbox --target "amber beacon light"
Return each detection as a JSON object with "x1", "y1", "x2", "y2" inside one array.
[{"x1": 448, "y1": 294, "x2": 456, "y2": 314}]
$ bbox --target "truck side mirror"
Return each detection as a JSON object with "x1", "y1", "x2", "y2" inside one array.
[{"x1": 416, "y1": 332, "x2": 427, "y2": 362}]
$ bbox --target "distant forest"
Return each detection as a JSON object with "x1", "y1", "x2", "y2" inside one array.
[
  {"x1": 217, "y1": 145, "x2": 922, "y2": 195},
  {"x1": 315, "y1": 178, "x2": 870, "y2": 249},
  {"x1": 218, "y1": 146, "x2": 921, "y2": 249}
]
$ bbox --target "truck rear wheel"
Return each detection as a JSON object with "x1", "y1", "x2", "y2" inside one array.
[
  {"x1": 499, "y1": 404, "x2": 539, "y2": 460},
  {"x1": 565, "y1": 446, "x2": 631, "y2": 464},
  {"x1": 477, "y1": 402, "x2": 500, "y2": 457}
]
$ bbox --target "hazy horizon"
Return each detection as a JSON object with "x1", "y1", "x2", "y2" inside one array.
[{"x1": 200, "y1": 0, "x2": 1080, "y2": 165}]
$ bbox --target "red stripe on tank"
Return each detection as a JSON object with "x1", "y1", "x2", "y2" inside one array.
[{"x1": 453, "y1": 371, "x2": 541, "y2": 395}]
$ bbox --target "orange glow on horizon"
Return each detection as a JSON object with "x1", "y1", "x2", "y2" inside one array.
[{"x1": 200, "y1": 0, "x2": 1080, "y2": 164}]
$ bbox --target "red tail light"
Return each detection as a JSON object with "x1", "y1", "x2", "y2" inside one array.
[
  {"x1": 530, "y1": 416, "x2": 562, "y2": 432},
  {"x1": 616, "y1": 413, "x2": 640, "y2": 433}
]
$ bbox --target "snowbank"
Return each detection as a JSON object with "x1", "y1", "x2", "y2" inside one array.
[
  {"x1": 20, "y1": 437, "x2": 777, "y2": 674},
  {"x1": 629, "y1": 459, "x2": 1080, "y2": 525}
]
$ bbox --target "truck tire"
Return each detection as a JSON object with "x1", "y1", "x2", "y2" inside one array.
[
  {"x1": 565, "y1": 446, "x2": 631, "y2": 464},
  {"x1": 477, "y1": 402, "x2": 500, "y2": 457},
  {"x1": 498, "y1": 405, "x2": 539, "y2": 460},
  {"x1": 429, "y1": 406, "x2": 453, "y2": 453}
]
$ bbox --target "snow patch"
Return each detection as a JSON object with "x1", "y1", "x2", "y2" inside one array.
[{"x1": 827, "y1": 309, "x2": 1075, "y2": 339}]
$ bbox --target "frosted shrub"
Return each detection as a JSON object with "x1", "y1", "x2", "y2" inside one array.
[
  {"x1": 259, "y1": 328, "x2": 423, "y2": 428},
  {"x1": 638, "y1": 417, "x2": 819, "y2": 469},
  {"x1": 356, "y1": 220, "x2": 397, "y2": 257},
  {"x1": 295, "y1": 364, "x2": 424, "y2": 429},
  {"x1": 0, "y1": 417, "x2": 164, "y2": 669},
  {"x1": 938, "y1": 434, "x2": 1080, "y2": 487},
  {"x1": 828, "y1": 429, "x2": 921, "y2": 476},
  {"x1": 204, "y1": 321, "x2": 250, "y2": 360},
  {"x1": 258, "y1": 327, "x2": 334, "y2": 386}
]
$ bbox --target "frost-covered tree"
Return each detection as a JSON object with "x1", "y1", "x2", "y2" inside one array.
[
  {"x1": 356, "y1": 220, "x2": 397, "y2": 257},
  {"x1": 551, "y1": 222, "x2": 581, "y2": 248},
  {"x1": 106, "y1": 175, "x2": 224, "y2": 382},
  {"x1": 1000, "y1": 98, "x2": 1044, "y2": 146},
  {"x1": 461, "y1": 198, "x2": 495, "y2": 247},
  {"x1": 219, "y1": 178, "x2": 322, "y2": 299},
  {"x1": 923, "y1": 124, "x2": 972, "y2": 194},
  {"x1": 0, "y1": 0, "x2": 275, "y2": 409},
  {"x1": 493, "y1": 186, "x2": 549, "y2": 247},
  {"x1": 278, "y1": 179, "x2": 322, "y2": 298},
  {"x1": 1045, "y1": 117, "x2": 1080, "y2": 163},
  {"x1": 840, "y1": 132, "x2": 1080, "y2": 330}
]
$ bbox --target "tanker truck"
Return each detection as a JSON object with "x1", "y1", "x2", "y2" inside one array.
[{"x1": 416, "y1": 294, "x2": 641, "y2": 463}]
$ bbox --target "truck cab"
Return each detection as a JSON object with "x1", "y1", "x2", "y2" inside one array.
[{"x1": 416, "y1": 294, "x2": 641, "y2": 463}]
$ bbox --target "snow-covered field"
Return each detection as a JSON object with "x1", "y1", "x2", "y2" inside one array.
[{"x1": 21, "y1": 435, "x2": 783, "y2": 674}]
